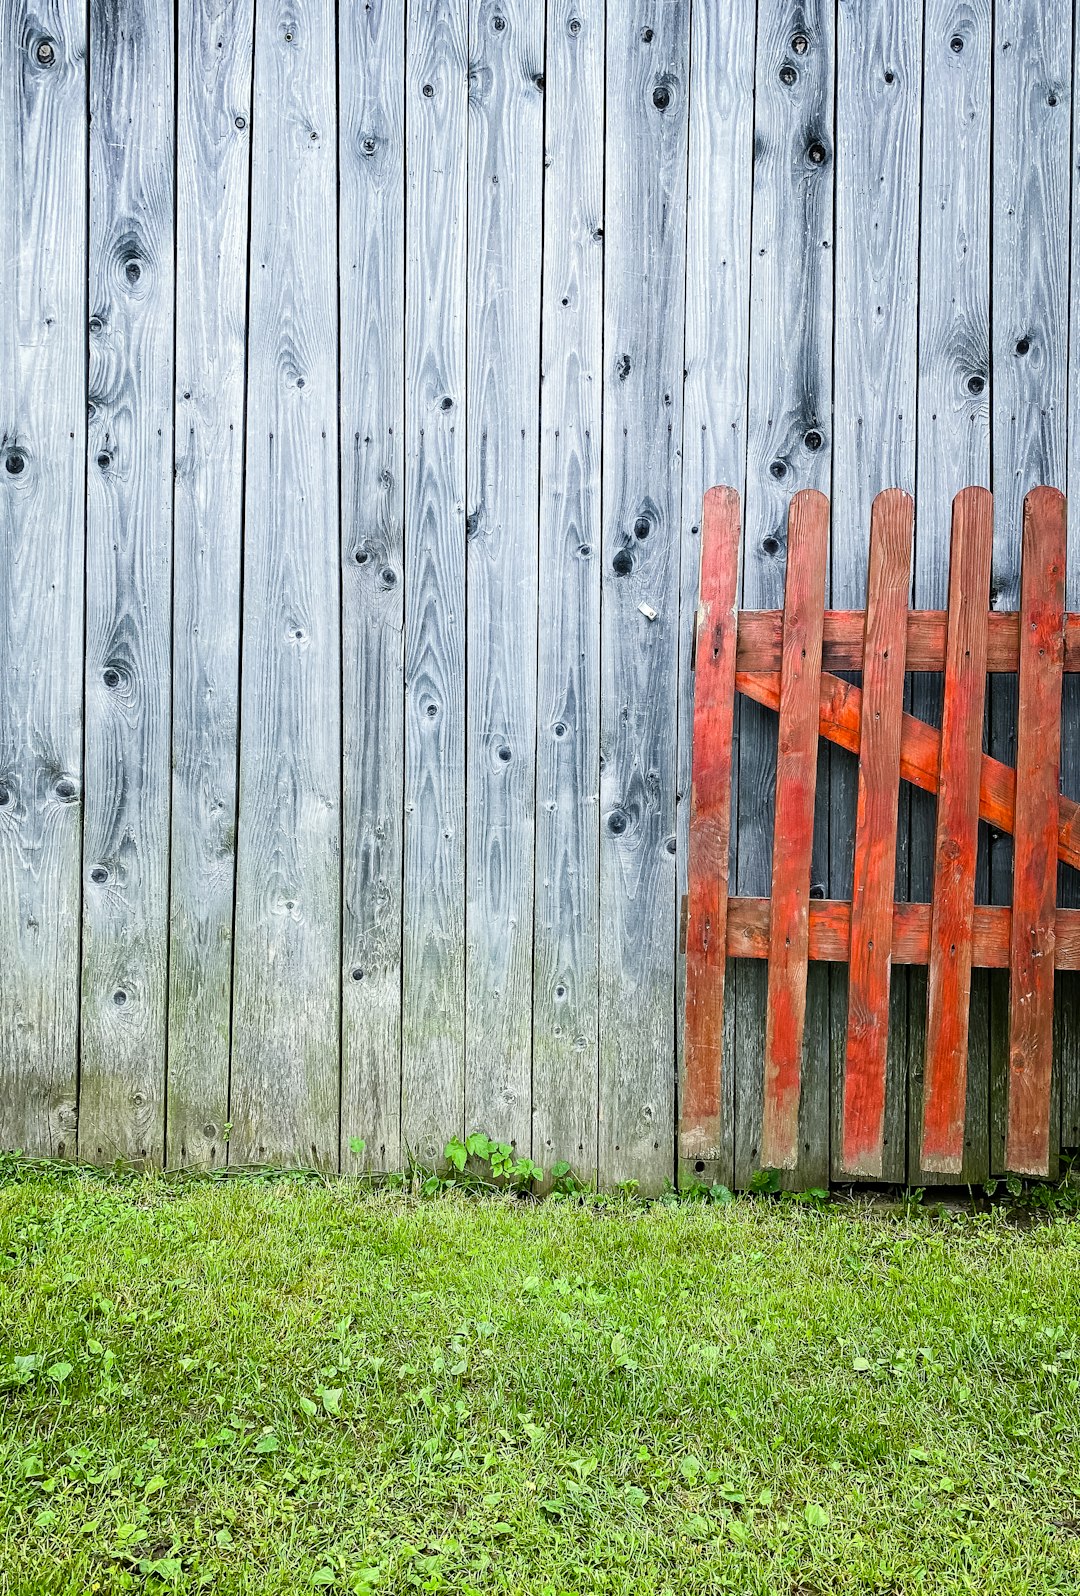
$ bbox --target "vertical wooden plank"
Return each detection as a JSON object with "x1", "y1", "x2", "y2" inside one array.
[
  {"x1": 1005, "y1": 486, "x2": 1065, "y2": 1175},
  {"x1": 167, "y1": 0, "x2": 253, "y2": 1168},
  {"x1": 401, "y1": 0, "x2": 467, "y2": 1169},
  {"x1": 840, "y1": 489, "x2": 913, "y2": 1177},
  {"x1": 680, "y1": 487, "x2": 741, "y2": 1171},
  {"x1": 990, "y1": 0, "x2": 1070, "y2": 1175},
  {"x1": 910, "y1": 0, "x2": 991, "y2": 1185},
  {"x1": 80, "y1": 0, "x2": 174, "y2": 1164},
  {"x1": 465, "y1": 0, "x2": 543, "y2": 1148},
  {"x1": 0, "y1": 0, "x2": 85, "y2": 1156},
  {"x1": 831, "y1": 0, "x2": 921, "y2": 1184},
  {"x1": 921, "y1": 486, "x2": 993, "y2": 1175},
  {"x1": 598, "y1": 2, "x2": 690, "y2": 1193},
  {"x1": 738, "y1": 0, "x2": 834, "y2": 1188},
  {"x1": 532, "y1": 0, "x2": 603, "y2": 1184},
  {"x1": 1061, "y1": 1, "x2": 1080, "y2": 1157},
  {"x1": 339, "y1": 0, "x2": 405, "y2": 1173},
  {"x1": 676, "y1": 0, "x2": 755, "y2": 1193},
  {"x1": 231, "y1": 0, "x2": 341, "y2": 1167},
  {"x1": 761, "y1": 490, "x2": 829, "y2": 1170}
]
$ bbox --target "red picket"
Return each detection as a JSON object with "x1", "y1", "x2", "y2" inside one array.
[
  {"x1": 1005, "y1": 487, "x2": 1066, "y2": 1176},
  {"x1": 681, "y1": 487, "x2": 742, "y2": 1164},
  {"x1": 841, "y1": 490, "x2": 914, "y2": 1177},
  {"x1": 921, "y1": 487, "x2": 994, "y2": 1175},
  {"x1": 761, "y1": 490, "x2": 830, "y2": 1171}
]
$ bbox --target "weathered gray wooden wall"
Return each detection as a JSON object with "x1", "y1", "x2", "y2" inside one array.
[{"x1": 2, "y1": 0, "x2": 1080, "y2": 1189}]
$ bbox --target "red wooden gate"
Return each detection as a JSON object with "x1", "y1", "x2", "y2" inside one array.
[{"x1": 682, "y1": 484, "x2": 1070, "y2": 1182}]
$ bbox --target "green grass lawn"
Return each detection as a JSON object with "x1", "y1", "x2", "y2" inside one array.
[{"x1": 2, "y1": 1167, "x2": 1079, "y2": 1595}]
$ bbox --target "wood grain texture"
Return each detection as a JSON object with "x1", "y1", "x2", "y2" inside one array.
[
  {"x1": 831, "y1": 0, "x2": 921, "y2": 1185},
  {"x1": 680, "y1": 488, "x2": 741, "y2": 1168},
  {"x1": 761, "y1": 490, "x2": 829, "y2": 1170},
  {"x1": 911, "y1": 0, "x2": 991, "y2": 1185},
  {"x1": 921, "y1": 487, "x2": 993, "y2": 1175},
  {"x1": 728, "y1": 896, "x2": 1080, "y2": 972},
  {"x1": 167, "y1": 0, "x2": 253, "y2": 1168},
  {"x1": 339, "y1": 0, "x2": 405, "y2": 1173},
  {"x1": 841, "y1": 490, "x2": 913, "y2": 1178},
  {"x1": 532, "y1": 0, "x2": 603, "y2": 1186},
  {"x1": 80, "y1": 0, "x2": 174, "y2": 1164},
  {"x1": 1065, "y1": 1, "x2": 1080, "y2": 1154},
  {"x1": 737, "y1": 666, "x2": 1080, "y2": 875},
  {"x1": 738, "y1": 0, "x2": 834, "y2": 1190},
  {"x1": 0, "y1": 0, "x2": 85, "y2": 1157},
  {"x1": 230, "y1": 0, "x2": 341, "y2": 1167},
  {"x1": 675, "y1": 0, "x2": 755, "y2": 1192},
  {"x1": 598, "y1": 1, "x2": 690, "y2": 1193},
  {"x1": 1005, "y1": 486, "x2": 1065, "y2": 1175},
  {"x1": 401, "y1": 0, "x2": 468, "y2": 1169},
  {"x1": 464, "y1": 0, "x2": 543, "y2": 1149},
  {"x1": 989, "y1": 0, "x2": 1071, "y2": 1177}
]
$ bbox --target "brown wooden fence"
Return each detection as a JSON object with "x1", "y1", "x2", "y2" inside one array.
[{"x1": 682, "y1": 485, "x2": 1072, "y2": 1183}]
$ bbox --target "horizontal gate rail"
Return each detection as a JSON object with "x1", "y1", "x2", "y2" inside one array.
[
  {"x1": 681, "y1": 483, "x2": 1072, "y2": 1182},
  {"x1": 736, "y1": 609, "x2": 1080, "y2": 673},
  {"x1": 726, "y1": 897, "x2": 1080, "y2": 969}
]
